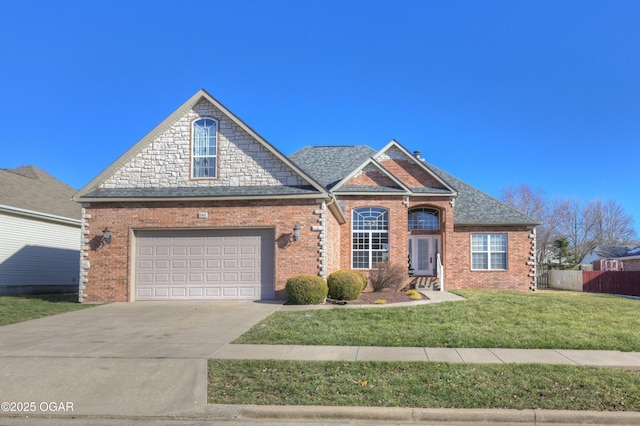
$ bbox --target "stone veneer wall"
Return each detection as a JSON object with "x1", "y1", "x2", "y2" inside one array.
[
  {"x1": 79, "y1": 199, "x2": 325, "y2": 303},
  {"x1": 100, "y1": 99, "x2": 306, "y2": 189}
]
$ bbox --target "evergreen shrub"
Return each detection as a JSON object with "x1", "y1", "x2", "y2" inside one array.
[
  {"x1": 285, "y1": 275, "x2": 328, "y2": 305},
  {"x1": 327, "y1": 269, "x2": 364, "y2": 301}
]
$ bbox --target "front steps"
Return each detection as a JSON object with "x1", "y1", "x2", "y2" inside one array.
[{"x1": 411, "y1": 276, "x2": 441, "y2": 291}]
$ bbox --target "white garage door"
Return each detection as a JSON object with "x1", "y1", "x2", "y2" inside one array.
[{"x1": 135, "y1": 229, "x2": 274, "y2": 301}]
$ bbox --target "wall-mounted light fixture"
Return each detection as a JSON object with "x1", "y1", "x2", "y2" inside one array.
[
  {"x1": 102, "y1": 227, "x2": 112, "y2": 244},
  {"x1": 293, "y1": 224, "x2": 300, "y2": 242}
]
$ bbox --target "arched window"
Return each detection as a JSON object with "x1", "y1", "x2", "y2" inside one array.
[
  {"x1": 352, "y1": 207, "x2": 389, "y2": 269},
  {"x1": 192, "y1": 118, "x2": 218, "y2": 178},
  {"x1": 408, "y1": 208, "x2": 439, "y2": 230}
]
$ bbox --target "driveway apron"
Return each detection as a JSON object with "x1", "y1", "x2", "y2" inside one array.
[{"x1": 0, "y1": 301, "x2": 281, "y2": 416}]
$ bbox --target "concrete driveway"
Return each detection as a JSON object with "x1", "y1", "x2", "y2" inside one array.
[{"x1": 0, "y1": 301, "x2": 281, "y2": 417}]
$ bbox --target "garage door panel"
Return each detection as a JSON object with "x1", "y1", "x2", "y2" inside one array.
[
  {"x1": 172, "y1": 273, "x2": 187, "y2": 282},
  {"x1": 135, "y1": 229, "x2": 273, "y2": 301},
  {"x1": 155, "y1": 260, "x2": 170, "y2": 269},
  {"x1": 155, "y1": 247, "x2": 170, "y2": 256},
  {"x1": 172, "y1": 247, "x2": 187, "y2": 256},
  {"x1": 171, "y1": 288, "x2": 187, "y2": 297},
  {"x1": 206, "y1": 272, "x2": 221, "y2": 282},
  {"x1": 189, "y1": 259, "x2": 204, "y2": 268},
  {"x1": 172, "y1": 260, "x2": 187, "y2": 268},
  {"x1": 240, "y1": 259, "x2": 256, "y2": 268},
  {"x1": 223, "y1": 259, "x2": 238, "y2": 269},
  {"x1": 188, "y1": 288, "x2": 203, "y2": 297}
]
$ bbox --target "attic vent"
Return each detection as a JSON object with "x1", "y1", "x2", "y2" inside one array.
[{"x1": 413, "y1": 150, "x2": 425, "y2": 162}]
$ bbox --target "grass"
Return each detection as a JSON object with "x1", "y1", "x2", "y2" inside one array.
[
  {"x1": 208, "y1": 360, "x2": 640, "y2": 410},
  {"x1": 234, "y1": 290, "x2": 640, "y2": 351},
  {"x1": 0, "y1": 293, "x2": 93, "y2": 326}
]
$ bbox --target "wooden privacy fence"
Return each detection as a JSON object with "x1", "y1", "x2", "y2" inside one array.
[{"x1": 582, "y1": 271, "x2": 640, "y2": 297}]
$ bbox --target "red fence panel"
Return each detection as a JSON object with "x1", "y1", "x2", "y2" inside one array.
[{"x1": 582, "y1": 271, "x2": 640, "y2": 297}]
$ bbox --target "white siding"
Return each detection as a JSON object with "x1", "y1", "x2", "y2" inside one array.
[{"x1": 0, "y1": 211, "x2": 80, "y2": 288}]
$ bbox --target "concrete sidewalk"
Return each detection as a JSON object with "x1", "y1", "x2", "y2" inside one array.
[{"x1": 212, "y1": 344, "x2": 640, "y2": 368}]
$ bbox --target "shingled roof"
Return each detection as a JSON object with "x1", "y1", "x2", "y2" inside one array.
[
  {"x1": 0, "y1": 166, "x2": 81, "y2": 220},
  {"x1": 289, "y1": 145, "x2": 538, "y2": 226},
  {"x1": 424, "y1": 163, "x2": 539, "y2": 226},
  {"x1": 289, "y1": 146, "x2": 377, "y2": 189}
]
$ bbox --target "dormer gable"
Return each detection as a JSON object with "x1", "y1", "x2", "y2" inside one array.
[
  {"x1": 373, "y1": 140, "x2": 456, "y2": 194},
  {"x1": 332, "y1": 159, "x2": 410, "y2": 194}
]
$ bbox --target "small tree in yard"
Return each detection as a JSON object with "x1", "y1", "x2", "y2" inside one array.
[{"x1": 369, "y1": 262, "x2": 406, "y2": 292}]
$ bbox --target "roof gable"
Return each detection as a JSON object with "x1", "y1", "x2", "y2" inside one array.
[
  {"x1": 373, "y1": 140, "x2": 455, "y2": 193},
  {"x1": 332, "y1": 159, "x2": 410, "y2": 194},
  {"x1": 0, "y1": 166, "x2": 80, "y2": 220},
  {"x1": 75, "y1": 90, "x2": 325, "y2": 201}
]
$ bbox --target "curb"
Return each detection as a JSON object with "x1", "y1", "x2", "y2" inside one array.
[{"x1": 204, "y1": 404, "x2": 640, "y2": 425}]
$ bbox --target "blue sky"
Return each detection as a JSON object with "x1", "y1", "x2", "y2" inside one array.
[{"x1": 1, "y1": 1, "x2": 639, "y2": 233}]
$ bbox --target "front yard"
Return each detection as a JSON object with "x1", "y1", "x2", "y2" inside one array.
[
  {"x1": 0, "y1": 293, "x2": 92, "y2": 326},
  {"x1": 212, "y1": 290, "x2": 640, "y2": 410},
  {"x1": 209, "y1": 360, "x2": 640, "y2": 410},
  {"x1": 234, "y1": 290, "x2": 640, "y2": 351}
]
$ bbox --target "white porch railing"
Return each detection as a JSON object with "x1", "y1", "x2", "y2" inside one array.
[{"x1": 436, "y1": 253, "x2": 444, "y2": 291}]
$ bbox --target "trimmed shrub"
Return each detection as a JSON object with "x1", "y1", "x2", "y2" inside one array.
[
  {"x1": 285, "y1": 275, "x2": 328, "y2": 305},
  {"x1": 352, "y1": 270, "x2": 368, "y2": 290},
  {"x1": 369, "y1": 261, "x2": 407, "y2": 292},
  {"x1": 327, "y1": 269, "x2": 364, "y2": 301}
]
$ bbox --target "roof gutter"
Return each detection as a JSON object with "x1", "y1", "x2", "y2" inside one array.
[
  {"x1": 74, "y1": 192, "x2": 327, "y2": 203},
  {"x1": 455, "y1": 222, "x2": 540, "y2": 228},
  {"x1": 326, "y1": 193, "x2": 347, "y2": 224}
]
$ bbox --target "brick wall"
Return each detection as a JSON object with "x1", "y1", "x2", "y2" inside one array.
[
  {"x1": 447, "y1": 225, "x2": 535, "y2": 291},
  {"x1": 81, "y1": 199, "x2": 323, "y2": 303},
  {"x1": 376, "y1": 146, "x2": 443, "y2": 188},
  {"x1": 345, "y1": 164, "x2": 399, "y2": 188}
]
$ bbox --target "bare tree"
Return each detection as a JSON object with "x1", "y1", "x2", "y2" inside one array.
[
  {"x1": 555, "y1": 198, "x2": 599, "y2": 263},
  {"x1": 500, "y1": 186, "x2": 638, "y2": 267},
  {"x1": 590, "y1": 199, "x2": 637, "y2": 246},
  {"x1": 500, "y1": 185, "x2": 558, "y2": 265}
]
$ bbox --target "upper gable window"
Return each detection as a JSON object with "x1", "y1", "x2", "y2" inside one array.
[
  {"x1": 192, "y1": 118, "x2": 218, "y2": 179},
  {"x1": 408, "y1": 208, "x2": 439, "y2": 230}
]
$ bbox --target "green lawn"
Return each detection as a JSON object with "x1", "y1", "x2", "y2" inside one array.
[
  {"x1": 0, "y1": 293, "x2": 93, "y2": 326},
  {"x1": 209, "y1": 360, "x2": 640, "y2": 410},
  {"x1": 234, "y1": 290, "x2": 640, "y2": 351}
]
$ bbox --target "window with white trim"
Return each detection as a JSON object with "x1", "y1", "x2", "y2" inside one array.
[
  {"x1": 192, "y1": 118, "x2": 218, "y2": 178},
  {"x1": 352, "y1": 207, "x2": 389, "y2": 269},
  {"x1": 471, "y1": 234, "x2": 507, "y2": 270}
]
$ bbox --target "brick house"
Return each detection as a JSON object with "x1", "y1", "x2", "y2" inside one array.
[{"x1": 73, "y1": 89, "x2": 538, "y2": 303}]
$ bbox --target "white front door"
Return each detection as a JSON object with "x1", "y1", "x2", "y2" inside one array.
[{"x1": 409, "y1": 236, "x2": 440, "y2": 276}]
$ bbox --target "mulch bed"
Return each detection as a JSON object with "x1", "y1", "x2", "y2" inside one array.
[{"x1": 332, "y1": 288, "x2": 427, "y2": 305}]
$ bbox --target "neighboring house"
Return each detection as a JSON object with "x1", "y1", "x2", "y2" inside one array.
[
  {"x1": 618, "y1": 247, "x2": 640, "y2": 271},
  {"x1": 0, "y1": 166, "x2": 81, "y2": 295},
  {"x1": 580, "y1": 245, "x2": 635, "y2": 269},
  {"x1": 73, "y1": 89, "x2": 539, "y2": 303}
]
